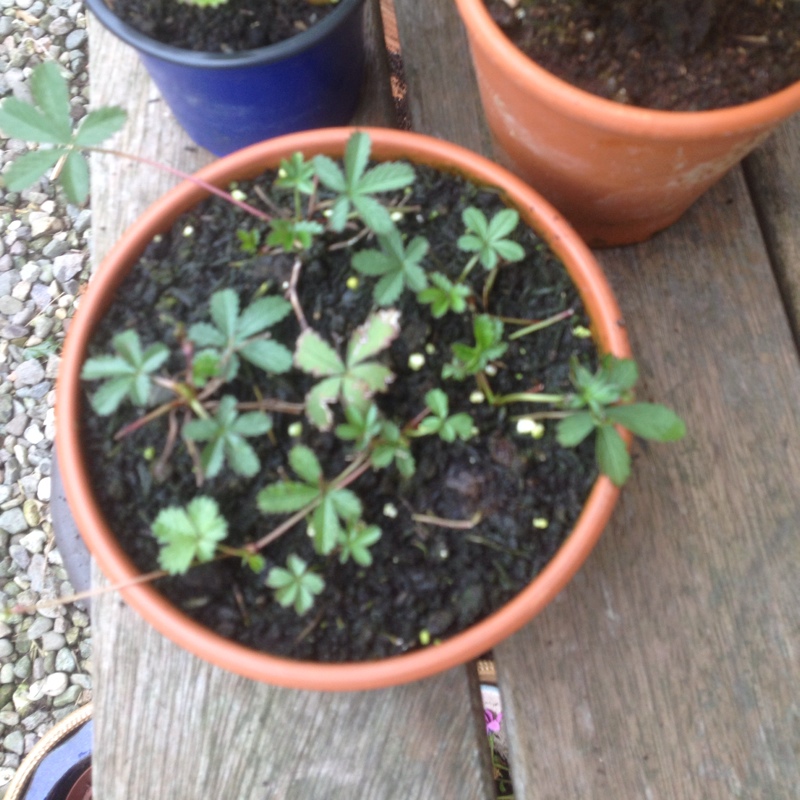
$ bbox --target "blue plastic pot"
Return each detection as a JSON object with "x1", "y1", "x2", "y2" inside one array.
[{"x1": 84, "y1": 0, "x2": 367, "y2": 156}]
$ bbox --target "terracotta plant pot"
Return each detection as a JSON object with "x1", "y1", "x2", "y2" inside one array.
[
  {"x1": 454, "y1": 0, "x2": 800, "y2": 246},
  {"x1": 55, "y1": 127, "x2": 630, "y2": 690}
]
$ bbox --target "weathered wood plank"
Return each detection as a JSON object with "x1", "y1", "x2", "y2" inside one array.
[
  {"x1": 391, "y1": 0, "x2": 492, "y2": 154},
  {"x1": 743, "y1": 114, "x2": 800, "y2": 348},
  {"x1": 89, "y1": 2, "x2": 493, "y2": 797},
  {"x1": 494, "y1": 167, "x2": 800, "y2": 798},
  {"x1": 93, "y1": 567, "x2": 493, "y2": 799}
]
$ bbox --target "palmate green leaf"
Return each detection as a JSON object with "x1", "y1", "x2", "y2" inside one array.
[
  {"x1": 266, "y1": 555, "x2": 324, "y2": 615},
  {"x1": 315, "y1": 132, "x2": 414, "y2": 234},
  {"x1": 596, "y1": 424, "x2": 630, "y2": 487},
  {"x1": 556, "y1": 410, "x2": 597, "y2": 448},
  {"x1": 2, "y1": 148, "x2": 65, "y2": 192},
  {"x1": 183, "y1": 396, "x2": 271, "y2": 479},
  {"x1": 458, "y1": 206, "x2": 524, "y2": 269},
  {"x1": 152, "y1": 496, "x2": 228, "y2": 575},
  {"x1": 74, "y1": 106, "x2": 127, "y2": 147},
  {"x1": 605, "y1": 403, "x2": 686, "y2": 442},
  {"x1": 275, "y1": 152, "x2": 315, "y2": 194},
  {"x1": 338, "y1": 522, "x2": 381, "y2": 566},
  {"x1": 81, "y1": 331, "x2": 168, "y2": 414},
  {"x1": 352, "y1": 230, "x2": 429, "y2": 305},
  {"x1": 417, "y1": 272, "x2": 471, "y2": 318}
]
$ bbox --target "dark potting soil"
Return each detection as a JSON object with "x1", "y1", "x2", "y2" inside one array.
[
  {"x1": 484, "y1": 0, "x2": 800, "y2": 110},
  {"x1": 81, "y1": 162, "x2": 599, "y2": 663},
  {"x1": 106, "y1": 0, "x2": 337, "y2": 53}
]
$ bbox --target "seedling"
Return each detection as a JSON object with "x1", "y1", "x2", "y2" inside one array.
[{"x1": 0, "y1": 63, "x2": 685, "y2": 618}]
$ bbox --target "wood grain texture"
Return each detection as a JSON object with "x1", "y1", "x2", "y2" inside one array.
[
  {"x1": 89, "y1": 2, "x2": 493, "y2": 797},
  {"x1": 93, "y1": 571, "x2": 493, "y2": 799},
  {"x1": 494, "y1": 166, "x2": 800, "y2": 798},
  {"x1": 743, "y1": 114, "x2": 800, "y2": 349},
  {"x1": 391, "y1": 0, "x2": 492, "y2": 154}
]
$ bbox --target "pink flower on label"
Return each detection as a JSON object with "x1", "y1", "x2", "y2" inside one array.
[{"x1": 484, "y1": 708, "x2": 502, "y2": 734}]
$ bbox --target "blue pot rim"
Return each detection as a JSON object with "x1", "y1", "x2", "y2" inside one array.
[{"x1": 84, "y1": 0, "x2": 365, "y2": 68}]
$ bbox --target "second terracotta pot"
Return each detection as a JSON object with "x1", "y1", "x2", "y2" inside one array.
[{"x1": 454, "y1": 0, "x2": 800, "y2": 246}]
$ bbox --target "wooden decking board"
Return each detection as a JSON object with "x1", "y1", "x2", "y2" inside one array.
[
  {"x1": 743, "y1": 115, "x2": 800, "y2": 351},
  {"x1": 391, "y1": 0, "x2": 492, "y2": 155},
  {"x1": 86, "y1": 0, "x2": 800, "y2": 795},
  {"x1": 494, "y1": 167, "x2": 800, "y2": 797},
  {"x1": 93, "y1": 565, "x2": 494, "y2": 798},
  {"x1": 89, "y1": 2, "x2": 493, "y2": 797}
]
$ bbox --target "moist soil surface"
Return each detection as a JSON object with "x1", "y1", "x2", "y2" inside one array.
[
  {"x1": 484, "y1": 0, "x2": 800, "y2": 110},
  {"x1": 107, "y1": 0, "x2": 337, "y2": 53},
  {"x1": 81, "y1": 160, "x2": 599, "y2": 663}
]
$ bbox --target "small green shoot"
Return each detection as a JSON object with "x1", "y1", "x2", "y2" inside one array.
[
  {"x1": 0, "y1": 62, "x2": 126, "y2": 204},
  {"x1": 443, "y1": 315, "x2": 508, "y2": 380},
  {"x1": 458, "y1": 207, "x2": 525, "y2": 273},
  {"x1": 265, "y1": 554, "x2": 325, "y2": 615},
  {"x1": 183, "y1": 395, "x2": 272, "y2": 480},
  {"x1": 237, "y1": 228, "x2": 261, "y2": 255},
  {"x1": 338, "y1": 521, "x2": 382, "y2": 566},
  {"x1": 313, "y1": 130, "x2": 415, "y2": 234},
  {"x1": 417, "y1": 272, "x2": 472, "y2": 318},
  {"x1": 555, "y1": 356, "x2": 686, "y2": 486},
  {"x1": 351, "y1": 228, "x2": 430, "y2": 305},
  {"x1": 152, "y1": 496, "x2": 228, "y2": 575},
  {"x1": 295, "y1": 309, "x2": 400, "y2": 428},
  {"x1": 411, "y1": 389, "x2": 475, "y2": 443},
  {"x1": 80, "y1": 330, "x2": 169, "y2": 415},
  {"x1": 188, "y1": 288, "x2": 293, "y2": 380},
  {"x1": 257, "y1": 445, "x2": 363, "y2": 556}
]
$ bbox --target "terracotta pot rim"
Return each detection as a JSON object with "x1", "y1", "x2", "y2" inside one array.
[
  {"x1": 454, "y1": 0, "x2": 800, "y2": 138},
  {"x1": 56, "y1": 126, "x2": 630, "y2": 690}
]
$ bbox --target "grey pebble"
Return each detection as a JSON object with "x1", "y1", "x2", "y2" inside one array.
[
  {"x1": 65, "y1": 29, "x2": 86, "y2": 49},
  {"x1": 12, "y1": 359, "x2": 45, "y2": 387},
  {"x1": 0, "y1": 509, "x2": 28, "y2": 535}
]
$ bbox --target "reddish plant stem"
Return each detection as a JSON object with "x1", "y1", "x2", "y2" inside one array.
[{"x1": 89, "y1": 146, "x2": 273, "y2": 223}]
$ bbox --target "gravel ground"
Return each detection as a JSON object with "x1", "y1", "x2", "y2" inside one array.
[{"x1": 0, "y1": 0, "x2": 93, "y2": 793}]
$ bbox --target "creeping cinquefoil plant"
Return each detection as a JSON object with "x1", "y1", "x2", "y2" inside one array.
[{"x1": 0, "y1": 64, "x2": 685, "y2": 617}]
